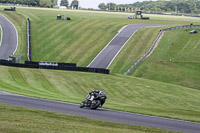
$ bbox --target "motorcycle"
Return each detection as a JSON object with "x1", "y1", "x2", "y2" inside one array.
[{"x1": 80, "y1": 90, "x2": 107, "y2": 110}]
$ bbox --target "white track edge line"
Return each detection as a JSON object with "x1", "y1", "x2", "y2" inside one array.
[{"x1": 0, "y1": 24, "x2": 2, "y2": 47}]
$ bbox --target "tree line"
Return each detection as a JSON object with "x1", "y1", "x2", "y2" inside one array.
[
  {"x1": 0, "y1": 0, "x2": 57, "y2": 7},
  {"x1": 60, "y1": 0, "x2": 79, "y2": 9},
  {"x1": 99, "y1": 0, "x2": 200, "y2": 14},
  {"x1": 0, "y1": 0, "x2": 78, "y2": 8}
]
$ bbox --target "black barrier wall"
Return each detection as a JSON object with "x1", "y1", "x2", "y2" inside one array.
[
  {"x1": 25, "y1": 61, "x2": 76, "y2": 67},
  {"x1": 0, "y1": 60, "x2": 109, "y2": 74}
]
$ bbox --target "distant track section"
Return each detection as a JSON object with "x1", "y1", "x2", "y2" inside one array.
[
  {"x1": 88, "y1": 24, "x2": 166, "y2": 69},
  {"x1": 0, "y1": 13, "x2": 18, "y2": 60}
]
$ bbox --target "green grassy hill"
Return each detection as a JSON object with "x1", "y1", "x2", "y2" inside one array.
[
  {"x1": 130, "y1": 28, "x2": 200, "y2": 89},
  {"x1": 0, "y1": 6, "x2": 200, "y2": 127}
]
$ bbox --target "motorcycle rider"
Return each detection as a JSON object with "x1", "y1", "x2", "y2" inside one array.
[
  {"x1": 88, "y1": 90, "x2": 100, "y2": 101},
  {"x1": 80, "y1": 90, "x2": 106, "y2": 109}
]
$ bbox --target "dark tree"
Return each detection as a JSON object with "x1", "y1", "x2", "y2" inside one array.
[
  {"x1": 40, "y1": 0, "x2": 52, "y2": 7},
  {"x1": 60, "y1": 0, "x2": 68, "y2": 7},
  {"x1": 71, "y1": 0, "x2": 78, "y2": 9},
  {"x1": 98, "y1": 3, "x2": 107, "y2": 10}
]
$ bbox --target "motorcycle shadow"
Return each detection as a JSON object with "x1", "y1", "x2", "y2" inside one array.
[{"x1": 80, "y1": 107, "x2": 108, "y2": 112}]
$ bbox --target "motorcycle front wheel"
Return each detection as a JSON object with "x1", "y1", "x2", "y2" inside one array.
[
  {"x1": 90, "y1": 100, "x2": 101, "y2": 110},
  {"x1": 79, "y1": 102, "x2": 84, "y2": 108}
]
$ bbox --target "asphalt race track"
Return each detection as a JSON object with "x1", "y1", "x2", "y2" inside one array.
[
  {"x1": 0, "y1": 13, "x2": 18, "y2": 60},
  {"x1": 0, "y1": 91, "x2": 200, "y2": 133},
  {"x1": 88, "y1": 24, "x2": 166, "y2": 69}
]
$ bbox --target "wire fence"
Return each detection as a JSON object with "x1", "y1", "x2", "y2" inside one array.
[{"x1": 124, "y1": 25, "x2": 200, "y2": 75}]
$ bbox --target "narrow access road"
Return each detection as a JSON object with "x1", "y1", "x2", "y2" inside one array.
[
  {"x1": 0, "y1": 13, "x2": 18, "y2": 60},
  {"x1": 1, "y1": 91, "x2": 200, "y2": 133},
  {"x1": 88, "y1": 24, "x2": 166, "y2": 69}
]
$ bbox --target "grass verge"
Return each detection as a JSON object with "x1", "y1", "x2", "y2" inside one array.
[{"x1": 0, "y1": 104, "x2": 176, "y2": 133}]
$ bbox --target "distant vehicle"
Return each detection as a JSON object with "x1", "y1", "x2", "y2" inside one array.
[
  {"x1": 4, "y1": 7, "x2": 16, "y2": 11},
  {"x1": 128, "y1": 15, "x2": 133, "y2": 19},
  {"x1": 189, "y1": 30, "x2": 198, "y2": 34}
]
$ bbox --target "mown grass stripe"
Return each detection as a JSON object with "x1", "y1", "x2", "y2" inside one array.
[{"x1": 32, "y1": 19, "x2": 92, "y2": 61}]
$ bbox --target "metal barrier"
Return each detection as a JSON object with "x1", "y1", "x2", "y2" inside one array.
[
  {"x1": 27, "y1": 18, "x2": 31, "y2": 61},
  {"x1": 15, "y1": 54, "x2": 22, "y2": 63},
  {"x1": 124, "y1": 25, "x2": 200, "y2": 75}
]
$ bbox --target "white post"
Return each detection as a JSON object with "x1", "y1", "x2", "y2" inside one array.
[{"x1": 78, "y1": 0, "x2": 80, "y2": 10}]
